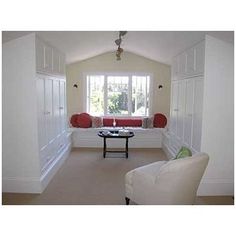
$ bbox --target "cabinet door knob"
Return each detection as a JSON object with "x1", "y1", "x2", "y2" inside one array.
[
  {"x1": 174, "y1": 109, "x2": 179, "y2": 111},
  {"x1": 44, "y1": 111, "x2": 51, "y2": 115},
  {"x1": 59, "y1": 107, "x2": 64, "y2": 110}
]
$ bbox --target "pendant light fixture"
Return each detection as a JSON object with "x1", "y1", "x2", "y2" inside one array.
[{"x1": 115, "y1": 31, "x2": 127, "y2": 60}]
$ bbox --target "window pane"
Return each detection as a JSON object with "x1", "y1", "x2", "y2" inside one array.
[
  {"x1": 88, "y1": 76, "x2": 104, "y2": 115},
  {"x1": 132, "y1": 76, "x2": 149, "y2": 116},
  {"x1": 107, "y1": 76, "x2": 129, "y2": 115}
]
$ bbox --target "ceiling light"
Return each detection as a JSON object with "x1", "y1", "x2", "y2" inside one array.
[{"x1": 115, "y1": 31, "x2": 127, "y2": 61}]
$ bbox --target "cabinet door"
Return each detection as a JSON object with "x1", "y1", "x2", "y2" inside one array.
[
  {"x1": 169, "y1": 81, "x2": 178, "y2": 136},
  {"x1": 36, "y1": 77, "x2": 47, "y2": 150},
  {"x1": 53, "y1": 49, "x2": 60, "y2": 74},
  {"x1": 178, "y1": 52, "x2": 187, "y2": 77},
  {"x1": 172, "y1": 56, "x2": 179, "y2": 80},
  {"x1": 176, "y1": 80, "x2": 185, "y2": 141},
  {"x1": 44, "y1": 45, "x2": 53, "y2": 73},
  {"x1": 36, "y1": 37, "x2": 44, "y2": 72},
  {"x1": 53, "y1": 80, "x2": 60, "y2": 137},
  {"x1": 59, "y1": 81, "x2": 66, "y2": 134},
  {"x1": 192, "y1": 77, "x2": 204, "y2": 151},
  {"x1": 195, "y1": 41, "x2": 205, "y2": 75},
  {"x1": 59, "y1": 54, "x2": 65, "y2": 75},
  {"x1": 186, "y1": 47, "x2": 195, "y2": 75},
  {"x1": 183, "y1": 79, "x2": 194, "y2": 147},
  {"x1": 45, "y1": 78, "x2": 54, "y2": 143}
]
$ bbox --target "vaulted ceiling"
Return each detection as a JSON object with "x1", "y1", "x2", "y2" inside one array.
[{"x1": 2, "y1": 31, "x2": 234, "y2": 65}]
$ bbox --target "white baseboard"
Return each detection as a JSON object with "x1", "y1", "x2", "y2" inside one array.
[
  {"x1": 40, "y1": 143, "x2": 71, "y2": 192},
  {"x1": 2, "y1": 177, "x2": 42, "y2": 193},
  {"x1": 2, "y1": 143, "x2": 71, "y2": 194},
  {"x1": 197, "y1": 179, "x2": 234, "y2": 196}
]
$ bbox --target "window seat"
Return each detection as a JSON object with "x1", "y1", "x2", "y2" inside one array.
[{"x1": 69, "y1": 127, "x2": 165, "y2": 148}]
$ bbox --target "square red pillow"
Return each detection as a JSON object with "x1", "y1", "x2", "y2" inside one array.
[{"x1": 92, "y1": 116, "x2": 103, "y2": 128}]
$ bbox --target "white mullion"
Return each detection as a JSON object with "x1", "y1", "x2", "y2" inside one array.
[
  {"x1": 145, "y1": 76, "x2": 147, "y2": 116},
  {"x1": 104, "y1": 75, "x2": 108, "y2": 115},
  {"x1": 128, "y1": 75, "x2": 132, "y2": 115},
  {"x1": 149, "y1": 75, "x2": 153, "y2": 116},
  {"x1": 87, "y1": 76, "x2": 90, "y2": 113}
]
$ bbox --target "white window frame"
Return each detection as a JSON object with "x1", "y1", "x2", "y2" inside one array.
[{"x1": 83, "y1": 72, "x2": 153, "y2": 117}]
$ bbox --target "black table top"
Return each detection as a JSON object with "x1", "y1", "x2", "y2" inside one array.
[{"x1": 98, "y1": 130, "x2": 134, "y2": 138}]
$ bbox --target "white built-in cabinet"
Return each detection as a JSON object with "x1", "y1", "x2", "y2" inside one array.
[
  {"x1": 3, "y1": 33, "x2": 71, "y2": 193},
  {"x1": 36, "y1": 37, "x2": 65, "y2": 75},
  {"x1": 168, "y1": 76, "x2": 204, "y2": 155},
  {"x1": 166, "y1": 40, "x2": 205, "y2": 156},
  {"x1": 163, "y1": 36, "x2": 234, "y2": 196},
  {"x1": 35, "y1": 37, "x2": 69, "y2": 180},
  {"x1": 37, "y1": 75, "x2": 68, "y2": 174},
  {"x1": 172, "y1": 40, "x2": 205, "y2": 81}
]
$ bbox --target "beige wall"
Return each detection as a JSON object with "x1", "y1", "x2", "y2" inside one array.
[{"x1": 66, "y1": 51, "x2": 171, "y2": 118}]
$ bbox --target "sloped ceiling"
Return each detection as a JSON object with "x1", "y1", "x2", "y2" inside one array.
[{"x1": 2, "y1": 31, "x2": 234, "y2": 65}]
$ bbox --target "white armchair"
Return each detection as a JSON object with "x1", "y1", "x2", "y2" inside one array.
[{"x1": 125, "y1": 152, "x2": 209, "y2": 205}]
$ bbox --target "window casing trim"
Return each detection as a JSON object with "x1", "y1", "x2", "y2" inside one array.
[{"x1": 82, "y1": 72, "x2": 153, "y2": 117}]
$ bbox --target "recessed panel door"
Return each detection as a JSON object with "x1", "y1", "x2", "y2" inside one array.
[
  {"x1": 183, "y1": 79, "x2": 194, "y2": 147},
  {"x1": 45, "y1": 78, "x2": 54, "y2": 144},
  {"x1": 179, "y1": 53, "x2": 187, "y2": 77},
  {"x1": 53, "y1": 80, "x2": 60, "y2": 137},
  {"x1": 172, "y1": 56, "x2": 179, "y2": 80},
  {"x1": 53, "y1": 49, "x2": 60, "y2": 74},
  {"x1": 195, "y1": 41, "x2": 205, "y2": 75},
  {"x1": 186, "y1": 47, "x2": 195, "y2": 75},
  {"x1": 35, "y1": 38, "x2": 44, "y2": 72},
  {"x1": 44, "y1": 45, "x2": 53, "y2": 73},
  {"x1": 192, "y1": 77, "x2": 204, "y2": 151},
  {"x1": 59, "y1": 81, "x2": 66, "y2": 134},
  {"x1": 36, "y1": 77, "x2": 46, "y2": 150},
  {"x1": 59, "y1": 54, "x2": 65, "y2": 75},
  {"x1": 176, "y1": 80, "x2": 185, "y2": 141},
  {"x1": 169, "y1": 81, "x2": 178, "y2": 136}
]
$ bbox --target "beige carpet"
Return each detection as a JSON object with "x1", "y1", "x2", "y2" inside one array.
[
  {"x1": 2, "y1": 148, "x2": 167, "y2": 205},
  {"x1": 2, "y1": 148, "x2": 234, "y2": 205}
]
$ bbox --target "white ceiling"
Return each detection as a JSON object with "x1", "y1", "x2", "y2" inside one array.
[{"x1": 2, "y1": 31, "x2": 234, "y2": 65}]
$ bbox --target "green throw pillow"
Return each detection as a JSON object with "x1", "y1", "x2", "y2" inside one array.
[{"x1": 175, "y1": 146, "x2": 192, "y2": 159}]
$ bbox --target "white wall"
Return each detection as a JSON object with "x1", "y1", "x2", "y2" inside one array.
[
  {"x1": 2, "y1": 34, "x2": 41, "y2": 192},
  {"x1": 198, "y1": 35, "x2": 234, "y2": 195},
  {"x1": 66, "y1": 51, "x2": 171, "y2": 118}
]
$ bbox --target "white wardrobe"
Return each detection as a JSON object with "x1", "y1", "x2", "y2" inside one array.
[
  {"x1": 3, "y1": 33, "x2": 71, "y2": 193},
  {"x1": 163, "y1": 40, "x2": 205, "y2": 156},
  {"x1": 163, "y1": 35, "x2": 234, "y2": 196}
]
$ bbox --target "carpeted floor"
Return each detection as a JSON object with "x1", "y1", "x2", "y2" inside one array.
[
  {"x1": 2, "y1": 148, "x2": 167, "y2": 205},
  {"x1": 2, "y1": 148, "x2": 234, "y2": 205}
]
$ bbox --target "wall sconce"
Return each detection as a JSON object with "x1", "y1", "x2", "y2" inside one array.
[
  {"x1": 73, "y1": 84, "x2": 78, "y2": 88},
  {"x1": 158, "y1": 85, "x2": 163, "y2": 90}
]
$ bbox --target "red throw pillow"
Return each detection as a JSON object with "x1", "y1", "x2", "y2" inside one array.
[
  {"x1": 70, "y1": 114, "x2": 80, "y2": 127},
  {"x1": 116, "y1": 119, "x2": 142, "y2": 127},
  {"x1": 103, "y1": 118, "x2": 114, "y2": 126},
  {"x1": 77, "y1": 113, "x2": 92, "y2": 128},
  {"x1": 153, "y1": 113, "x2": 167, "y2": 128},
  {"x1": 70, "y1": 113, "x2": 92, "y2": 128}
]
